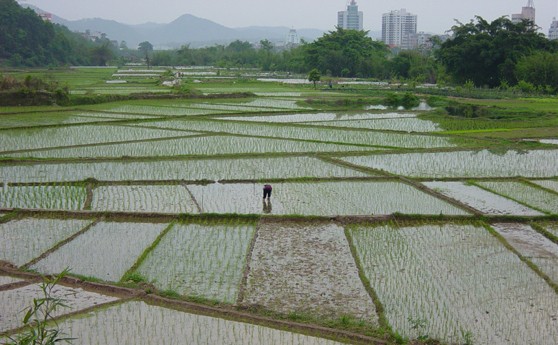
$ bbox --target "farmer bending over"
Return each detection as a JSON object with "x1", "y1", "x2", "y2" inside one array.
[{"x1": 263, "y1": 184, "x2": 272, "y2": 200}]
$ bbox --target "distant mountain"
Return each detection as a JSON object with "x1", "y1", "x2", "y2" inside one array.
[{"x1": 21, "y1": 4, "x2": 324, "y2": 49}]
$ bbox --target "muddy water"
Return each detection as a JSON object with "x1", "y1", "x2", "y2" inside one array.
[
  {"x1": 243, "y1": 222, "x2": 378, "y2": 323},
  {"x1": 493, "y1": 223, "x2": 558, "y2": 283},
  {"x1": 0, "y1": 283, "x2": 118, "y2": 333},
  {"x1": 54, "y1": 301, "x2": 345, "y2": 345}
]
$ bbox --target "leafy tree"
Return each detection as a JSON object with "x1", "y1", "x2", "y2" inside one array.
[
  {"x1": 222, "y1": 40, "x2": 257, "y2": 67},
  {"x1": 389, "y1": 50, "x2": 439, "y2": 83},
  {"x1": 90, "y1": 43, "x2": 114, "y2": 66},
  {"x1": 436, "y1": 16, "x2": 557, "y2": 87},
  {"x1": 515, "y1": 51, "x2": 558, "y2": 92},
  {"x1": 303, "y1": 27, "x2": 389, "y2": 77},
  {"x1": 138, "y1": 41, "x2": 154, "y2": 68},
  {"x1": 259, "y1": 39, "x2": 275, "y2": 71},
  {"x1": 308, "y1": 68, "x2": 321, "y2": 88}
]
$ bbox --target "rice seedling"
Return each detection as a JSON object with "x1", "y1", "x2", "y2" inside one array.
[
  {"x1": 47, "y1": 301, "x2": 346, "y2": 345},
  {"x1": 0, "y1": 156, "x2": 369, "y2": 184},
  {"x1": 350, "y1": 222, "x2": 558, "y2": 345},
  {"x1": 0, "y1": 125, "x2": 194, "y2": 153},
  {"x1": 0, "y1": 184, "x2": 87, "y2": 210},
  {"x1": 530, "y1": 180, "x2": 558, "y2": 193},
  {"x1": 136, "y1": 222, "x2": 255, "y2": 303},
  {"x1": 423, "y1": 181, "x2": 542, "y2": 215},
  {"x1": 476, "y1": 181, "x2": 558, "y2": 214},
  {"x1": 31, "y1": 222, "x2": 167, "y2": 282},
  {"x1": 342, "y1": 149, "x2": 558, "y2": 178},
  {"x1": 309, "y1": 118, "x2": 442, "y2": 133},
  {"x1": 254, "y1": 92, "x2": 302, "y2": 97},
  {"x1": 138, "y1": 119, "x2": 455, "y2": 149},
  {"x1": 221, "y1": 98, "x2": 307, "y2": 110},
  {"x1": 102, "y1": 105, "x2": 220, "y2": 116},
  {"x1": 188, "y1": 181, "x2": 467, "y2": 216},
  {"x1": 91, "y1": 185, "x2": 199, "y2": 214},
  {"x1": 6, "y1": 135, "x2": 374, "y2": 159},
  {"x1": 0, "y1": 218, "x2": 91, "y2": 267},
  {"x1": 0, "y1": 111, "x2": 121, "y2": 129},
  {"x1": 541, "y1": 223, "x2": 558, "y2": 238},
  {"x1": 243, "y1": 222, "x2": 378, "y2": 323},
  {"x1": 0, "y1": 282, "x2": 118, "y2": 333},
  {"x1": 491, "y1": 223, "x2": 558, "y2": 284},
  {"x1": 217, "y1": 112, "x2": 417, "y2": 123},
  {"x1": 189, "y1": 103, "x2": 278, "y2": 113}
]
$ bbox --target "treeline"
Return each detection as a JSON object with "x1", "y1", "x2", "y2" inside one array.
[
  {"x1": 150, "y1": 19, "x2": 558, "y2": 92},
  {"x1": 3, "y1": 0, "x2": 558, "y2": 93},
  {"x1": 0, "y1": 0, "x2": 118, "y2": 66}
]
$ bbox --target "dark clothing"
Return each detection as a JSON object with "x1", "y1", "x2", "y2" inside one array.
[{"x1": 263, "y1": 185, "x2": 272, "y2": 199}]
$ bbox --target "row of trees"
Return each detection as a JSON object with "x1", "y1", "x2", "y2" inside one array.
[
  {"x1": 148, "y1": 20, "x2": 558, "y2": 91},
  {"x1": 2, "y1": 0, "x2": 558, "y2": 92}
]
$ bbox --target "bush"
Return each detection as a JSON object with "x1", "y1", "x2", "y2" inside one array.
[
  {"x1": 383, "y1": 92, "x2": 420, "y2": 109},
  {"x1": 0, "y1": 75, "x2": 70, "y2": 106},
  {"x1": 445, "y1": 101, "x2": 488, "y2": 118}
]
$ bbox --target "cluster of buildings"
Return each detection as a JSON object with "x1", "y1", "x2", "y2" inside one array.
[
  {"x1": 336, "y1": 0, "x2": 558, "y2": 51},
  {"x1": 337, "y1": 2, "x2": 429, "y2": 50}
]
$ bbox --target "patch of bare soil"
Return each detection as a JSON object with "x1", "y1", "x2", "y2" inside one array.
[{"x1": 241, "y1": 221, "x2": 378, "y2": 324}]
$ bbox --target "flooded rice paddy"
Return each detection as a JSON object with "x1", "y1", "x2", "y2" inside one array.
[
  {"x1": 53, "y1": 301, "x2": 347, "y2": 345},
  {"x1": 349, "y1": 223, "x2": 558, "y2": 345},
  {"x1": 2, "y1": 94, "x2": 558, "y2": 344}
]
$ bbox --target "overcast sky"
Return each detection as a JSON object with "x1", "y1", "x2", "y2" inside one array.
[{"x1": 22, "y1": 0, "x2": 558, "y2": 34}]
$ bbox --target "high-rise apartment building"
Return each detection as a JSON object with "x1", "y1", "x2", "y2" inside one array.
[
  {"x1": 382, "y1": 9, "x2": 417, "y2": 49},
  {"x1": 549, "y1": 18, "x2": 558, "y2": 40},
  {"x1": 337, "y1": 0, "x2": 363, "y2": 30},
  {"x1": 512, "y1": 0, "x2": 536, "y2": 25}
]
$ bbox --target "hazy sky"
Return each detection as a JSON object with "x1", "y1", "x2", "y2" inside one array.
[{"x1": 22, "y1": 0, "x2": 558, "y2": 34}]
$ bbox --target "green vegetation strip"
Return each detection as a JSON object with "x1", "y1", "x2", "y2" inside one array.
[
  {"x1": 21, "y1": 218, "x2": 99, "y2": 269},
  {"x1": 531, "y1": 222, "x2": 558, "y2": 245},
  {"x1": 470, "y1": 181, "x2": 552, "y2": 215},
  {"x1": 344, "y1": 227, "x2": 390, "y2": 334},
  {"x1": 120, "y1": 221, "x2": 177, "y2": 284}
]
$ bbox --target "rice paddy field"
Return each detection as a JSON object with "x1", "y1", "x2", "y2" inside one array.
[{"x1": 1, "y1": 67, "x2": 558, "y2": 345}]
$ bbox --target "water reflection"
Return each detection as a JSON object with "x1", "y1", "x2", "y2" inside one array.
[{"x1": 262, "y1": 199, "x2": 272, "y2": 214}]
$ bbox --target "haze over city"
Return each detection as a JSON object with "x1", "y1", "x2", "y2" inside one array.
[{"x1": 21, "y1": 0, "x2": 558, "y2": 34}]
